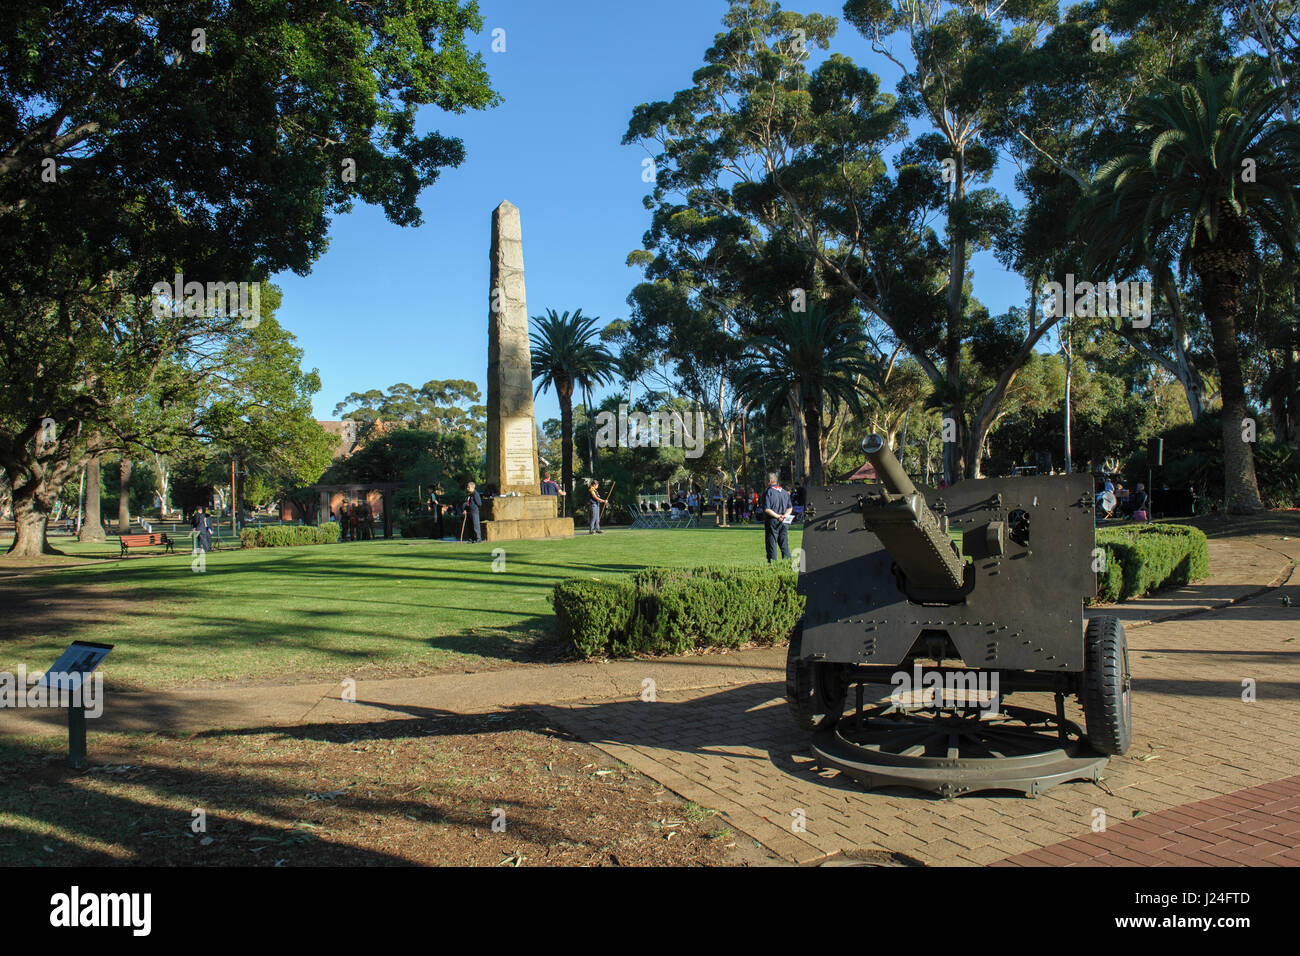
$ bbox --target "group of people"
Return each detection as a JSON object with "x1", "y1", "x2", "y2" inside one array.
[
  {"x1": 406, "y1": 468, "x2": 798, "y2": 565},
  {"x1": 1096, "y1": 476, "x2": 1149, "y2": 521},
  {"x1": 332, "y1": 501, "x2": 378, "y2": 541},
  {"x1": 664, "y1": 484, "x2": 806, "y2": 528},
  {"x1": 421, "y1": 483, "x2": 480, "y2": 542},
  {"x1": 432, "y1": 471, "x2": 598, "y2": 540}
]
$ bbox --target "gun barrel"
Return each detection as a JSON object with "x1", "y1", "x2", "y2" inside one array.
[
  {"x1": 863, "y1": 434, "x2": 916, "y2": 495},
  {"x1": 860, "y1": 433, "x2": 964, "y2": 590}
]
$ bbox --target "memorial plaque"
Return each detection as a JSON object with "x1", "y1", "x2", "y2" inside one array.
[{"x1": 503, "y1": 417, "x2": 536, "y2": 486}]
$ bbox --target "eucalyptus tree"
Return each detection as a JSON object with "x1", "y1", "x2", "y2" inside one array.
[
  {"x1": 628, "y1": 0, "x2": 1087, "y2": 481},
  {"x1": 998, "y1": 0, "x2": 1237, "y2": 427}
]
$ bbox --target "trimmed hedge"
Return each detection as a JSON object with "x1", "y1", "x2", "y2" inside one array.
[
  {"x1": 239, "y1": 523, "x2": 342, "y2": 549},
  {"x1": 1095, "y1": 523, "x2": 1209, "y2": 602},
  {"x1": 552, "y1": 578, "x2": 638, "y2": 658},
  {"x1": 553, "y1": 566, "x2": 804, "y2": 658}
]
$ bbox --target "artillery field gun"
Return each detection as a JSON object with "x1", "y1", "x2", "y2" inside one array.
[{"x1": 787, "y1": 434, "x2": 1131, "y2": 797}]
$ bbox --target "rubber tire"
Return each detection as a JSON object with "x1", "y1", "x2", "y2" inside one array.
[
  {"x1": 1082, "y1": 616, "x2": 1132, "y2": 755},
  {"x1": 786, "y1": 622, "x2": 848, "y2": 732}
]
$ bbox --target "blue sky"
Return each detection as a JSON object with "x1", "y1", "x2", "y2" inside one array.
[{"x1": 273, "y1": 0, "x2": 1029, "y2": 423}]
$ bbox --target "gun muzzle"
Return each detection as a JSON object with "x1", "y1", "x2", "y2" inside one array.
[{"x1": 863, "y1": 434, "x2": 917, "y2": 496}]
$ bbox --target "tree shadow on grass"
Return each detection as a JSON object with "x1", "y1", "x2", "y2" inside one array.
[{"x1": 0, "y1": 583, "x2": 179, "y2": 645}]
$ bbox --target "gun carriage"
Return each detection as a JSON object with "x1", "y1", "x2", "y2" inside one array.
[{"x1": 787, "y1": 434, "x2": 1131, "y2": 797}]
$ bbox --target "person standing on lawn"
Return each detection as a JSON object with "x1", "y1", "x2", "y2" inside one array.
[
  {"x1": 463, "y1": 481, "x2": 482, "y2": 542},
  {"x1": 430, "y1": 486, "x2": 445, "y2": 539},
  {"x1": 762, "y1": 472, "x2": 793, "y2": 562},
  {"x1": 195, "y1": 508, "x2": 213, "y2": 553},
  {"x1": 588, "y1": 479, "x2": 608, "y2": 534}
]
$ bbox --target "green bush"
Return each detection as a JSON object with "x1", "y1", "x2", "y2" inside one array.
[
  {"x1": 398, "y1": 514, "x2": 436, "y2": 539},
  {"x1": 1095, "y1": 523, "x2": 1209, "y2": 602},
  {"x1": 239, "y1": 523, "x2": 341, "y2": 549},
  {"x1": 552, "y1": 578, "x2": 637, "y2": 658},
  {"x1": 552, "y1": 565, "x2": 804, "y2": 658}
]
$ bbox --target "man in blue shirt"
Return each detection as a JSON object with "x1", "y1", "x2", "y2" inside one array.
[
  {"x1": 762, "y1": 472, "x2": 793, "y2": 562},
  {"x1": 540, "y1": 470, "x2": 564, "y2": 499}
]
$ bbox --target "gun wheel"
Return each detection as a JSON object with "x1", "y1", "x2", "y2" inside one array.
[
  {"x1": 1082, "y1": 615, "x2": 1132, "y2": 755},
  {"x1": 786, "y1": 623, "x2": 848, "y2": 731},
  {"x1": 812, "y1": 704, "x2": 1107, "y2": 798}
]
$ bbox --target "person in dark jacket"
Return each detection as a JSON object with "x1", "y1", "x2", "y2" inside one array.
[
  {"x1": 430, "y1": 486, "x2": 444, "y2": 538},
  {"x1": 762, "y1": 472, "x2": 793, "y2": 562},
  {"x1": 464, "y1": 481, "x2": 482, "y2": 542},
  {"x1": 195, "y1": 508, "x2": 214, "y2": 553}
]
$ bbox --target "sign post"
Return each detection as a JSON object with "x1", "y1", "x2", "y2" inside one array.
[
  {"x1": 68, "y1": 700, "x2": 87, "y2": 769},
  {"x1": 38, "y1": 641, "x2": 114, "y2": 768}
]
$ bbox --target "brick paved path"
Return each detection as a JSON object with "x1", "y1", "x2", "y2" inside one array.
[
  {"x1": 546, "y1": 535, "x2": 1300, "y2": 865},
  {"x1": 992, "y1": 775, "x2": 1300, "y2": 866}
]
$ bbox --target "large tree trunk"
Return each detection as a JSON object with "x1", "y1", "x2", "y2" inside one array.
[
  {"x1": 118, "y1": 457, "x2": 132, "y2": 533},
  {"x1": 80, "y1": 452, "x2": 106, "y2": 542},
  {"x1": 152, "y1": 453, "x2": 170, "y2": 514},
  {"x1": 803, "y1": 397, "x2": 824, "y2": 487},
  {"x1": 944, "y1": 149, "x2": 969, "y2": 483},
  {"x1": 7, "y1": 475, "x2": 62, "y2": 556},
  {"x1": 787, "y1": 389, "x2": 808, "y2": 482},
  {"x1": 9, "y1": 494, "x2": 55, "y2": 556},
  {"x1": 1195, "y1": 216, "x2": 1265, "y2": 514},
  {"x1": 1160, "y1": 269, "x2": 1207, "y2": 422},
  {"x1": 1063, "y1": 314, "x2": 1074, "y2": 474},
  {"x1": 583, "y1": 387, "x2": 598, "y2": 472},
  {"x1": 559, "y1": 381, "x2": 574, "y2": 494},
  {"x1": 740, "y1": 410, "x2": 749, "y2": 494}
]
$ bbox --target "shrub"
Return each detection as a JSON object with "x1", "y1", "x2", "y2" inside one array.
[
  {"x1": 629, "y1": 566, "x2": 804, "y2": 655},
  {"x1": 239, "y1": 523, "x2": 341, "y2": 549},
  {"x1": 398, "y1": 515, "x2": 436, "y2": 539},
  {"x1": 552, "y1": 565, "x2": 804, "y2": 658},
  {"x1": 552, "y1": 578, "x2": 637, "y2": 658},
  {"x1": 1095, "y1": 523, "x2": 1209, "y2": 602}
]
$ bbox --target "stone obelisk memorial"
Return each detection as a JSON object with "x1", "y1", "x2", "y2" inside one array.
[{"x1": 481, "y1": 201, "x2": 573, "y2": 541}]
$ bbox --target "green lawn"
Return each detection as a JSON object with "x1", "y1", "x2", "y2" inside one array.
[{"x1": 0, "y1": 526, "x2": 801, "y2": 690}]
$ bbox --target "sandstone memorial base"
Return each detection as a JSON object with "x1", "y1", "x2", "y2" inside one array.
[{"x1": 482, "y1": 495, "x2": 572, "y2": 542}]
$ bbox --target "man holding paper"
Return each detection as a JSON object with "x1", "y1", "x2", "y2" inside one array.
[{"x1": 762, "y1": 472, "x2": 793, "y2": 562}]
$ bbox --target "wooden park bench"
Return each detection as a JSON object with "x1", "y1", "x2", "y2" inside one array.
[{"x1": 119, "y1": 532, "x2": 174, "y2": 557}]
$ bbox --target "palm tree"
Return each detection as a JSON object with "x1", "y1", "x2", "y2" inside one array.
[
  {"x1": 1080, "y1": 60, "x2": 1300, "y2": 513},
  {"x1": 732, "y1": 304, "x2": 877, "y2": 486},
  {"x1": 530, "y1": 308, "x2": 616, "y2": 494}
]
